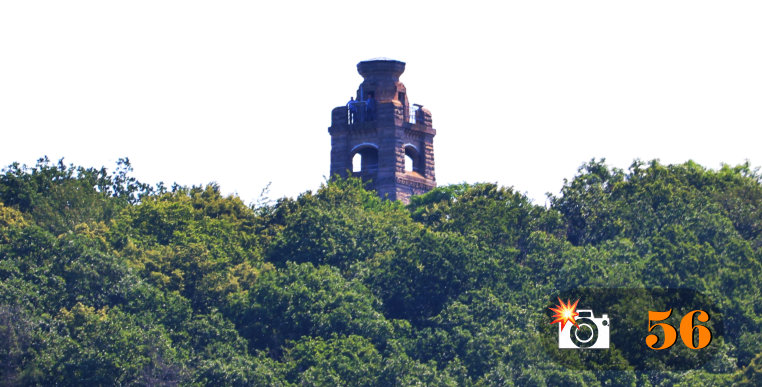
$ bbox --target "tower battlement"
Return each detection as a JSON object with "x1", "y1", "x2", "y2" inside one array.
[{"x1": 328, "y1": 59, "x2": 436, "y2": 203}]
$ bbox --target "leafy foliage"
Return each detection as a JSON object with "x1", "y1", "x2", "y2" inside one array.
[{"x1": 1, "y1": 157, "x2": 761, "y2": 385}]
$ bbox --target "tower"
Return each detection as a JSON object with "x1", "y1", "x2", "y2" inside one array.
[{"x1": 328, "y1": 59, "x2": 436, "y2": 203}]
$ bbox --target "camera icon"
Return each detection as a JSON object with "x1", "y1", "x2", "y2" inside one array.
[{"x1": 558, "y1": 309, "x2": 610, "y2": 349}]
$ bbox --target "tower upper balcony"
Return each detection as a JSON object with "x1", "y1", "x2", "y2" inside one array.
[{"x1": 329, "y1": 59, "x2": 434, "y2": 136}]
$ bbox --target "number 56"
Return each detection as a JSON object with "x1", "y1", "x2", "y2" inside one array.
[{"x1": 646, "y1": 309, "x2": 712, "y2": 350}]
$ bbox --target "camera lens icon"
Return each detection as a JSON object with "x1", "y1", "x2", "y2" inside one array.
[{"x1": 558, "y1": 309, "x2": 610, "y2": 349}]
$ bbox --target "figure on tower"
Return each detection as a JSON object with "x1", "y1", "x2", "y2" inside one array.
[
  {"x1": 346, "y1": 97, "x2": 357, "y2": 124},
  {"x1": 365, "y1": 94, "x2": 376, "y2": 121},
  {"x1": 328, "y1": 59, "x2": 437, "y2": 204}
]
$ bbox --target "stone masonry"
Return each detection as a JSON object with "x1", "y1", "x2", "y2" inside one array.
[{"x1": 328, "y1": 59, "x2": 436, "y2": 203}]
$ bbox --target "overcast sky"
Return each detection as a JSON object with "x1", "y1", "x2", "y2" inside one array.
[{"x1": 2, "y1": 1, "x2": 760, "y2": 205}]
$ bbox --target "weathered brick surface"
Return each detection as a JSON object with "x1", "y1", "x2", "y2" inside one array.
[{"x1": 328, "y1": 59, "x2": 436, "y2": 203}]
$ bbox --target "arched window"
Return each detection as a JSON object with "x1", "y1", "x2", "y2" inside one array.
[
  {"x1": 403, "y1": 144, "x2": 422, "y2": 175},
  {"x1": 350, "y1": 143, "x2": 379, "y2": 176},
  {"x1": 352, "y1": 153, "x2": 363, "y2": 172}
]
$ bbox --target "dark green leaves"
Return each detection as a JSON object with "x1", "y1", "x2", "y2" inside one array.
[{"x1": 2, "y1": 157, "x2": 761, "y2": 385}]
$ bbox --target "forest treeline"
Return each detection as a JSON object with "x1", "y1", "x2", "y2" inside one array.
[{"x1": 1, "y1": 157, "x2": 761, "y2": 386}]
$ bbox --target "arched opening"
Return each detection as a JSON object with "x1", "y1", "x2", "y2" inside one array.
[
  {"x1": 352, "y1": 153, "x2": 362, "y2": 172},
  {"x1": 350, "y1": 143, "x2": 379, "y2": 177},
  {"x1": 404, "y1": 153, "x2": 413, "y2": 172},
  {"x1": 403, "y1": 144, "x2": 422, "y2": 176}
]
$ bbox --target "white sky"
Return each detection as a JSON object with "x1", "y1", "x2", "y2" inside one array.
[{"x1": 2, "y1": 1, "x2": 761, "y2": 205}]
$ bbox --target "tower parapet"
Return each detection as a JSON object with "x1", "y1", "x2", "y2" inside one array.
[{"x1": 328, "y1": 59, "x2": 436, "y2": 203}]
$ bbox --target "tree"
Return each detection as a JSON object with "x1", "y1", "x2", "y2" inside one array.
[{"x1": 265, "y1": 177, "x2": 419, "y2": 272}]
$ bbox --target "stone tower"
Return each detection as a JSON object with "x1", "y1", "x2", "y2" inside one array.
[{"x1": 328, "y1": 59, "x2": 436, "y2": 203}]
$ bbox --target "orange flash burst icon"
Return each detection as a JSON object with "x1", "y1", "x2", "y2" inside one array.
[{"x1": 550, "y1": 298, "x2": 580, "y2": 330}]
